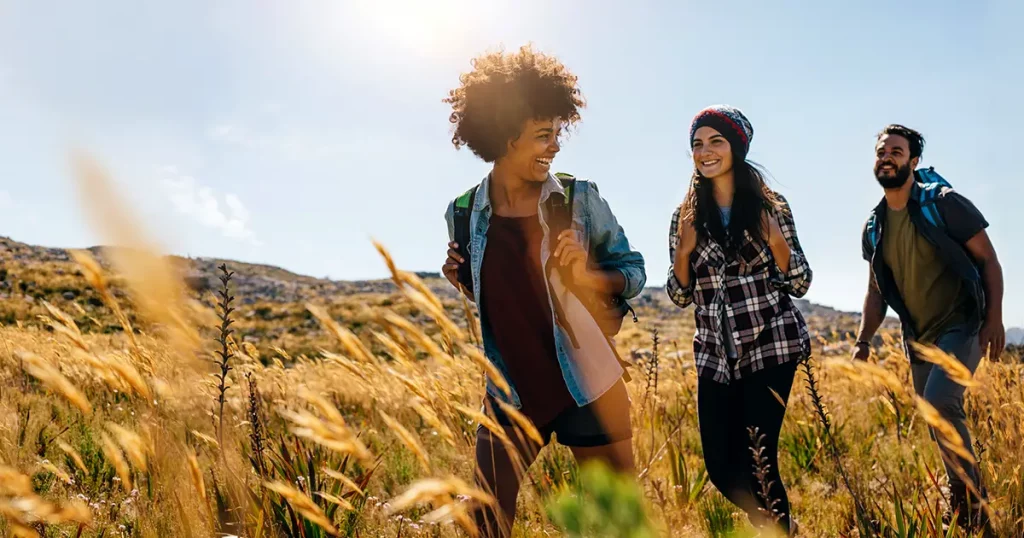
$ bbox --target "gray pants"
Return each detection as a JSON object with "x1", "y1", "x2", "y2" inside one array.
[{"x1": 910, "y1": 325, "x2": 983, "y2": 492}]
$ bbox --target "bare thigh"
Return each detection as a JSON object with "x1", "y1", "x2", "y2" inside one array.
[{"x1": 568, "y1": 439, "x2": 635, "y2": 474}]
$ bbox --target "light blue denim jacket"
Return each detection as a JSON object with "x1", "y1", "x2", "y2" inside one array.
[{"x1": 445, "y1": 173, "x2": 646, "y2": 409}]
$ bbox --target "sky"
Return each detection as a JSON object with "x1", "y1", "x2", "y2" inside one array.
[{"x1": 0, "y1": 0, "x2": 1022, "y2": 327}]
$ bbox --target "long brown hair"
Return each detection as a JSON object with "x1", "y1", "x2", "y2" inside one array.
[{"x1": 681, "y1": 159, "x2": 785, "y2": 255}]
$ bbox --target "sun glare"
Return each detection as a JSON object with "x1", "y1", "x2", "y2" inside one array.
[{"x1": 348, "y1": 0, "x2": 474, "y2": 57}]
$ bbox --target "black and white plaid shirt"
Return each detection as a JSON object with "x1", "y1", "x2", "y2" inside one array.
[{"x1": 666, "y1": 194, "x2": 812, "y2": 384}]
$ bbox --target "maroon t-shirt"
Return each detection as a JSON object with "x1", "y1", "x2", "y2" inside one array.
[{"x1": 481, "y1": 214, "x2": 575, "y2": 427}]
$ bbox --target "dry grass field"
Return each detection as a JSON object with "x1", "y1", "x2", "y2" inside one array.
[{"x1": 1, "y1": 156, "x2": 1022, "y2": 537}]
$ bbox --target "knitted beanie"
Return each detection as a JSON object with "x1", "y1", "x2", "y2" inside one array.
[{"x1": 689, "y1": 105, "x2": 754, "y2": 158}]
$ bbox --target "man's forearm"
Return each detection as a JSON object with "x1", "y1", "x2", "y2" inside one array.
[
  {"x1": 982, "y1": 257, "x2": 1004, "y2": 321},
  {"x1": 857, "y1": 288, "x2": 886, "y2": 343}
]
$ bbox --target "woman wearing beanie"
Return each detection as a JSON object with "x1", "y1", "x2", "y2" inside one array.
[{"x1": 666, "y1": 105, "x2": 812, "y2": 534}]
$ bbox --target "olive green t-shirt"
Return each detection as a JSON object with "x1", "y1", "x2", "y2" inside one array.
[{"x1": 882, "y1": 207, "x2": 970, "y2": 343}]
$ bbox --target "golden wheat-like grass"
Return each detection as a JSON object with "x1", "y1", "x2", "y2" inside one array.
[
  {"x1": 409, "y1": 397, "x2": 456, "y2": 447},
  {"x1": 69, "y1": 151, "x2": 201, "y2": 358},
  {"x1": 451, "y1": 403, "x2": 512, "y2": 447},
  {"x1": 387, "y1": 476, "x2": 494, "y2": 514},
  {"x1": 56, "y1": 440, "x2": 89, "y2": 476},
  {"x1": 16, "y1": 350, "x2": 93, "y2": 415},
  {"x1": 190, "y1": 429, "x2": 221, "y2": 450},
  {"x1": 186, "y1": 450, "x2": 207, "y2": 505},
  {"x1": 371, "y1": 239, "x2": 403, "y2": 290},
  {"x1": 420, "y1": 502, "x2": 480, "y2": 538},
  {"x1": 315, "y1": 491, "x2": 355, "y2": 511},
  {"x1": 823, "y1": 357, "x2": 907, "y2": 396},
  {"x1": 379, "y1": 409, "x2": 431, "y2": 472},
  {"x1": 458, "y1": 343, "x2": 512, "y2": 397},
  {"x1": 278, "y1": 392, "x2": 374, "y2": 464},
  {"x1": 106, "y1": 422, "x2": 149, "y2": 472},
  {"x1": 306, "y1": 303, "x2": 376, "y2": 364},
  {"x1": 372, "y1": 330, "x2": 415, "y2": 369},
  {"x1": 264, "y1": 480, "x2": 339, "y2": 535},
  {"x1": 99, "y1": 432, "x2": 133, "y2": 493},
  {"x1": 36, "y1": 459, "x2": 73, "y2": 485},
  {"x1": 914, "y1": 396, "x2": 976, "y2": 464},
  {"x1": 388, "y1": 368, "x2": 434, "y2": 402},
  {"x1": 379, "y1": 311, "x2": 451, "y2": 366},
  {"x1": 39, "y1": 301, "x2": 89, "y2": 352},
  {"x1": 0, "y1": 476, "x2": 92, "y2": 538},
  {"x1": 910, "y1": 342, "x2": 979, "y2": 388},
  {"x1": 322, "y1": 467, "x2": 365, "y2": 497}
]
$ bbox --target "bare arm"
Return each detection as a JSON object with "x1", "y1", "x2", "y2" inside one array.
[
  {"x1": 965, "y1": 230, "x2": 1004, "y2": 359},
  {"x1": 853, "y1": 267, "x2": 887, "y2": 359},
  {"x1": 576, "y1": 268, "x2": 627, "y2": 296}
]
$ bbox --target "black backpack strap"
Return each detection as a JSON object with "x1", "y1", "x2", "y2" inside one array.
[{"x1": 452, "y1": 185, "x2": 478, "y2": 293}]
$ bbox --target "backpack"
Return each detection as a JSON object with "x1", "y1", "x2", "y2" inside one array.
[
  {"x1": 451, "y1": 173, "x2": 637, "y2": 337},
  {"x1": 865, "y1": 166, "x2": 951, "y2": 251}
]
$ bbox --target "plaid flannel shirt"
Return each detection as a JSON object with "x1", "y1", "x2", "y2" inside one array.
[{"x1": 666, "y1": 194, "x2": 812, "y2": 384}]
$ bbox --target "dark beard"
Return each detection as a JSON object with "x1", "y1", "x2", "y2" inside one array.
[{"x1": 875, "y1": 161, "x2": 912, "y2": 189}]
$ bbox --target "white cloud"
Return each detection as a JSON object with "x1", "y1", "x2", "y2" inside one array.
[
  {"x1": 0, "y1": 190, "x2": 12, "y2": 209},
  {"x1": 159, "y1": 169, "x2": 261, "y2": 246}
]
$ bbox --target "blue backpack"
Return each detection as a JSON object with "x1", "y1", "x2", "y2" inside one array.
[{"x1": 865, "y1": 166, "x2": 952, "y2": 251}]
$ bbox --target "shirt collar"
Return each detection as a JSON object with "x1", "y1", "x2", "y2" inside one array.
[{"x1": 475, "y1": 172, "x2": 564, "y2": 212}]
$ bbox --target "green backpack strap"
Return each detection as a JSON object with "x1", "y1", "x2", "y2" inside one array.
[
  {"x1": 553, "y1": 172, "x2": 576, "y2": 222},
  {"x1": 452, "y1": 185, "x2": 478, "y2": 292}
]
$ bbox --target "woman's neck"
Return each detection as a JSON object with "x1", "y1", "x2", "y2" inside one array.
[
  {"x1": 711, "y1": 172, "x2": 736, "y2": 208},
  {"x1": 491, "y1": 163, "x2": 543, "y2": 215}
]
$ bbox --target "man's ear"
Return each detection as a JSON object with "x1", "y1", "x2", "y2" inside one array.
[{"x1": 910, "y1": 156, "x2": 921, "y2": 170}]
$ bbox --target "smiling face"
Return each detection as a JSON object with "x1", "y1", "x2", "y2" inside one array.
[
  {"x1": 691, "y1": 126, "x2": 734, "y2": 179},
  {"x1": 874, "y1": 133, "x2": 918, "y2": 189},
  {"x1": 499, "y1": 117, "x2": 562, "y2": 182}
]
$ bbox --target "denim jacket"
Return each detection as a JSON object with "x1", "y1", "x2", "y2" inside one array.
[{"x1": 445, "y1": 173, "x2": 646, "y2": 409}]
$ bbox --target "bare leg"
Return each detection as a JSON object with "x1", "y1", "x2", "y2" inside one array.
[
  {"x1": 472, "y1": 425, "x2": 543, "y2": 538},
  {"x1": 568, "y1": 439, "x2": 636, "y2": 474}
]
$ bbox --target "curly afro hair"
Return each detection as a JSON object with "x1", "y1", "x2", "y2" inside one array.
[{"x1": 443, "y1": 44, "x2": 585, "y2": 163}]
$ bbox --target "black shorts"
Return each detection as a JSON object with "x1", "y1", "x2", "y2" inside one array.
[{"x1": 485, "y1": 379, "x2": 633, "y2": 448}]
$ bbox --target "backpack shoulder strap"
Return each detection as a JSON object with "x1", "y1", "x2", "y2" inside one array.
[
  {"x1": 452, "y1": 185, "x2": 478, "y2": 290},
  {"x1": 555, "y1": 173, "x2": 576, "y2": 213},
  {"x1": 453, "y1": 185, "x2": 477, "y2": 246},
  {"x1": 547, "y1": 173, "x2": 577, "y2": 236},
  {"x1": 915, "y1": 183, "x2": 947, "y2": 230},
  {"x1": 865, "y1": 211, "x2": 881, "y2": 252}
]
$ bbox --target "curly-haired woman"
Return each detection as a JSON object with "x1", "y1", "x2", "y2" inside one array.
[
  {"x1": 440, "y1": 45, "x2": 646, "y2": 537},
  {"x1": 667, "y1": 105, "x2": 812, "y2": 535}
]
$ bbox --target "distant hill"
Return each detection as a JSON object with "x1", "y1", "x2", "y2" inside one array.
[{"x1": 1, "y1": 234, "x2": 1018, "y2": 342}]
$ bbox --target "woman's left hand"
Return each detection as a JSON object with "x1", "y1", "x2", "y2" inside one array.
[{"x1": 554, "y1": 230, "x2": 591, "y2": 283}]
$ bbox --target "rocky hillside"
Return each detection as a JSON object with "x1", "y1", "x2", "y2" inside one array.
[{"x1": 2, "y1": 235, "x2": 1018, "y2": 359}]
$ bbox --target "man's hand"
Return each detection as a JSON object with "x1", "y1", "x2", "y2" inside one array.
[
  {"x1": 441, "y1": 241, "x2": 465, "y2": 290},
  {"x1": 554, "y1": 230, "x2": 591, "y2": 283},
  {"x1": 979, "y1": 315, "x2": 1005, "y2": 361},
  {"x1": 851, "y1": 341, "x2": 871, "y2": 361}
]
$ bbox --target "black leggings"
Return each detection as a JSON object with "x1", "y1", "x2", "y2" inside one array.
[{"x1": 697, "y1": 360, "x2": 798, "y2": 532}]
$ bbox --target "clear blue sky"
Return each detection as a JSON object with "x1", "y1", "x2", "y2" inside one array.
[{"x1": 1, "y1": 1, "x2": 1021, "y2": 327}]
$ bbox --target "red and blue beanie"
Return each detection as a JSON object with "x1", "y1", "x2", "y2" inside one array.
[{"x1": 689, "y1": 105, "x2": 754, "y2": 158}]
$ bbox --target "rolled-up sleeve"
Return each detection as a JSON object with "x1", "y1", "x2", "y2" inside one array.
[
  {"x1": 773, "y1": 195, "x2": 812, "y2": 297},
  {"x1": 444, "y1": 200, "x2": 456, "y2": 242},
  {"x1": 666, "y1": 205, "x2": 694, "y2": 308},
  {"x1": 938, "y1": 191, "x2": 989, "y2": 245},
  {"x1": 584, "y1": 181, "x2": 647, "y2": 299}
]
